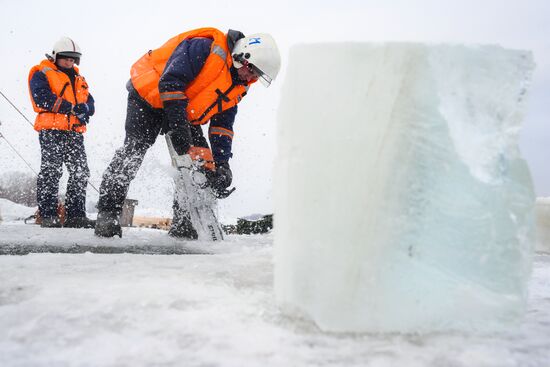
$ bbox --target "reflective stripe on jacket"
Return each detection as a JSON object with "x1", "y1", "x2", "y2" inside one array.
[
  {"x1": 130, "y1": 27, "x2": 250, "y2": 125},
  {"x1": 28, "y1": 59, "x2": 90, "y2": 133}
]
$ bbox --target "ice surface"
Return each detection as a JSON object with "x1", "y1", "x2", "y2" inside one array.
[
  {"x1": 1, "y1": 221, "x2": 549, "y2": 366},
  {"x1": 274, "y1": 43, "x2": 536, "y2": 333}
]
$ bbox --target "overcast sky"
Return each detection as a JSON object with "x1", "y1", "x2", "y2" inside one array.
[{"x1": 0, "y1": 0, "x2": 549, "y2": 219}]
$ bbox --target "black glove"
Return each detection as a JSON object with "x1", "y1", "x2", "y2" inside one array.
[
  {"x1": 72, "y1": 103, "x2": 90, "y2": 124},
  {"x1": 207, "y1": 162, "x2": 232, "y2": 191},
  {"x1": 161, "y1": 99, "x2": 189, "y2": 135}
]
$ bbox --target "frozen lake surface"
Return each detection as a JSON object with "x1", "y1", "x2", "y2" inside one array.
[{"x1": 0, "y1": 224, "x2": 549, "y2": 367}]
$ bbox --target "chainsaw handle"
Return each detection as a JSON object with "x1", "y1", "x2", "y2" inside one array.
[{"x1": 213, "y1": 187, "x2": 236, "y2": 199}]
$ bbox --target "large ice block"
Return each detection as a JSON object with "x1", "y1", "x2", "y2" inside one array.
[
  {"x1": 274, "y1": 43, "x2": 536, "y2": 333},
  {"x1": 536, "y1": 198, "x2": 550, "y2": 253}
]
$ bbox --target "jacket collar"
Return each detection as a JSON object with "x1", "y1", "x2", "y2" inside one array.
[
  {"x1": 40, "y1": 59, "x2": 80, "y2": 75},
  {"x1": 226, "y1": 29, "x2": 251, "y2": 86},
  {"x1": 226, "y1": 29, "x2": 245, "y2": 53}
]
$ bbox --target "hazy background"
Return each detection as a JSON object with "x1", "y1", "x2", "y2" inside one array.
[{"x1": 0, "y1": 0, "x2": 548, "y2": 220}]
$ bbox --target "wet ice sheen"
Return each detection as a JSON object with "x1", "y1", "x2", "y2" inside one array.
[{"x1": 274, "y1": 43, "x2": 536, "y2": 333}]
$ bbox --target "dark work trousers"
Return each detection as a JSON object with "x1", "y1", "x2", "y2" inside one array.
[
  {"x1": 37, "y1": 130, "x2": 90, "y2": 219},
  {"x1": 97, "y1": 92, "x2": 162, "y2": 213},
  {"x1": 97, "y1": 91, "x2": 209, "y2": 213}
]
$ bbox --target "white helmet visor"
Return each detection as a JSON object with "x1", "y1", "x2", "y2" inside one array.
[
  {"x1": 234, "y1": 53, "x2": 273, "y2": 87},
  {"x1": 248, "y1": 63, "x2": 273, "y2": 87}
]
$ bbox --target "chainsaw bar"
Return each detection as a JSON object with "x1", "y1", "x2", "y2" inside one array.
[{"x1": 166, "y1": 134, "x2": 224, "y2": 241}]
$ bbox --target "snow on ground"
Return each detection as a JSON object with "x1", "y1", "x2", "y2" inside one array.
[
  {"x1": 0, "y1": 223, "x2": 549, "y2": 366},
  {"x1": 0, "y1": 198, "x2": 36, "y2": 223},
  {"x1": 0, "y1": 223, "x2": 230, "y2": 255}
]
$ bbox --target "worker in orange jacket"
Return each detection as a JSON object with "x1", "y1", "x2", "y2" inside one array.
[
  {"x1": 28, "y1": 37, "x2": 95, "y2": 228},
  {"x1": 95, "y1": 27, "x2": 281, "y2": 238}
]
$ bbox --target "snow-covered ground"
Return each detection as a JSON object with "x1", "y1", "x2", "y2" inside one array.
[
  {"x1": 0, "y1": 221, "x2": 549, "y2": 366},
  {"x1": 0, "y1": 198, "x2": 35, "y2": 223}
]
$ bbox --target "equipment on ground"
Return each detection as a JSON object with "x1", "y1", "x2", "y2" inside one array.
[
  {"x1": 223, "y1": 214, "x2": 273, "y2": 235},
  {"x1": 24, "y1": 202, "x2": 66, "y2": 225},
  {"x1": 120, "y1": 199, "x2": 138, "y2": 227}
]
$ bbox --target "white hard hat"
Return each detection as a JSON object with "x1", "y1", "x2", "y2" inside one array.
[
  {"x1": 232, "y1": 33, "x2": 281, "y2": 87},
  {"x1": 48, "y1": 37, "x2": 82, "y2": 65}
]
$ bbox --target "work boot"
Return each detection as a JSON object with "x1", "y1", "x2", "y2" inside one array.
[
  {"x1": 169, "y1": 213, "x2": 198, "y2": 240},
  {"x1": 94, "y1": 211, "x2": 122, "y2": 238},
  {"x1": 64, "y1": 217, "x2": 96, "y2": 229},
  {"x1": 41, "y1": 216, "x2": 62, "y2": 228}
]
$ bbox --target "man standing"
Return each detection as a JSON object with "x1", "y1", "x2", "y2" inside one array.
[
  {"x1": 28, "y1": 37, "x2": 95, "y2": 228},
  {"x1": 94, "y1": 27, "x2": 281, "y2": 238}
]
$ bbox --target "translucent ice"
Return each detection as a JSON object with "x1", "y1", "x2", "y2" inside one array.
[
  {"x1": 274, "y1": 44, "x2": 536, "y2": 333},
  {"x1": 536, "y1": 198, "x2": 550, "y2": 253}
]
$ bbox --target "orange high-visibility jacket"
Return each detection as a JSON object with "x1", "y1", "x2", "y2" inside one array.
[
  {"x1": 130, "y1": 27, "x2": 250, "y2": 125},
  {"x1": 28, "y1": 59, "x2": 90, "y2": 133}
]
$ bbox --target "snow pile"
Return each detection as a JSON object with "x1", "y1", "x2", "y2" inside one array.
[
  {"x1": 0, "y1": 198, "x2": 35, "y2": 223},
  {"x1": 536, "y1": 197, "x2": 550, "y2": 253},
  {"x1": 274, "y1": 43, "x2": 535, "y2": 333}
]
